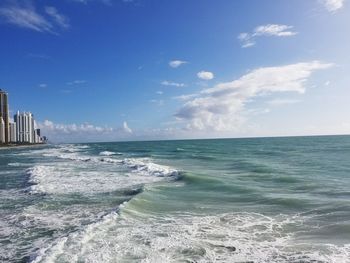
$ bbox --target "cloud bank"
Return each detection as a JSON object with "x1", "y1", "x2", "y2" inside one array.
[
  {"x1": 175, "y1": 61, "x2": 333, "y2": 131},
  {"x1": 38, "y1": 120, "x2": 133, "y2": 142}
]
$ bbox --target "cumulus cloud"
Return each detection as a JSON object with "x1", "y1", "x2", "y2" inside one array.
[
  {"x1": 0, "y1": 3, "x2": 69, "y2": 33},
  {"x1": 175, "y1": 61, "x2": 333, "y2": 131},
  {"x1": 169, "y1": 60, "x2": 188, "y2": 68},
  {"x1": 197, "y1": 71, "x2": 214, "y2": 80},
  {"x1": 238, "y1": 24, "x2": 297, "y2": 48},
  {"x1": 161, "y1": 80, "x2": 186, "y2": 87},
  {"x1": 321, "y1": 0, "x2": 345, "y2": 12}
]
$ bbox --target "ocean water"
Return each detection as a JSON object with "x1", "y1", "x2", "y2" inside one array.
[{"x1": 1, "y1": 135, "x2": 350, "y2": 263}]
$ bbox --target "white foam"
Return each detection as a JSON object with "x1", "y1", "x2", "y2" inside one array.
[
  {"x1": 27, "y1": 164, "x2": 152, "y2": 195},
  {"x1": 99, "y1": 151, "x2": 118, "y2": 156},
  {"x1": 26, "y1": 158, "x2": 177, "y2": 196},
  {"x1": 42, "y1": 151, "x2": 92, "y2": 162},
  {"x1": 30, "y1": 211, "x2": 350, "y2": 263},
  {"x1": 36, "y1": 145, "x2": 92, "y2": 162},
  {"x1": 35, "y1": 147, "x2": 179, "y2": 180},
  {"x1": 122, "y1": 158, "x2": 179, "y2": 177},
  {"x1": 8, "y1": 162, "x2": 28, "y2": 167}
]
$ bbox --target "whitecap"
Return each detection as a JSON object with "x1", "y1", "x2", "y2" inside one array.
[
  {"x1": 25, "y1": 160, "x2": 174, "y2": 195},
  {"x1": 29, "y1": 211, "x2": 350, "y2": 263},
  {"x1": 8, "y1": 162, "x2": 28, "y2": 167},
  {"x1": 99, "y1": 151, "x2": 117, "y2": 156},
  {"x1": 122, "y1": 158, "x2": 179, "y2": 177}
]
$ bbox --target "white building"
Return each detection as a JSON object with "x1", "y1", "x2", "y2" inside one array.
[
  {"x1": 14, "y1": 111, "x2": 35, "y2": 143},
  {"x1": 34, "y1": 129, "x2": 42, "y2": 144},
  {"x1": 9, "y1": 122, "x2": 17, "y2": 143},
  {"x1": 0, "y1": 117, "x2": 5, "y2": 143}
]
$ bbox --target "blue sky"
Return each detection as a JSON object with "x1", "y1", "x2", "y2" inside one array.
[{"x1": 0, "y1": 0, "x2": 349, "y2": 142}]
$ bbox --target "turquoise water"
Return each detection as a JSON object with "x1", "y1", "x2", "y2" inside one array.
[{"x1": 1, "y1": 135, "x2": 350, "y2": 262}]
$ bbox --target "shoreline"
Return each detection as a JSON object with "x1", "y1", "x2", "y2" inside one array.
[{"x1": 0, "y1": 143, "x2": 47, "y2": 151}]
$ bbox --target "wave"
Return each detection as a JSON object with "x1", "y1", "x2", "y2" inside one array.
[
  {"x1": 41, "y1": 146, "x2": 179, "y2": 177},
  {"x1": 99, "y1": 157, "x2": 122, "y2": 164},
  {"x1": 8, "y1": 162, "x2": 28, "y2": 167},
  {"x1": 29, "y1": 211, "x2": 350, "y2": 263},
  {"x1": 49, "y1": 153, "x2": 179, "y2": 179},
  {"x1": 26, "y1": 155, "x2": 178, "y2": 196},
  {"x1": 121, "y1": 158, "x2": 179, "y2": 177},
  {"x1": 30, "y1": 210, "x2": 121, "y2": 263},
  {"x1": 99, "y1": 151, "x2": 121, "y2": 156},
  {"x1": 42, "y1": 148, "x2": 92, "y2": 162}
]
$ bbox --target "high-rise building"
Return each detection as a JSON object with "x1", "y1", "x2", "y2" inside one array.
[
  {"x1": 14, "y1": 111, "x2": 35, "y2": 143},
  {"x1": 0, "y1": 89, "x2": 10, "y2": 143},
  {"x1": 34, "y1": 129, "x2": 42, "y2": 143},
  {"x1": 9, "y1": 122, "x2": 17, "y2": 143},
  {"x1": 0, "y1": 117, "x2": 5, "y2": 143}
]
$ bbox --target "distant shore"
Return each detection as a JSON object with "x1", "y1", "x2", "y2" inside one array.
[{"x1": 0, "y1": 143, "x2": 47, "y2": 150}]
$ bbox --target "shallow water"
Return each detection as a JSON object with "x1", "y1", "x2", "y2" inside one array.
[{"x1": 1, "y1": 136, "x2": 350, "y2": 262}]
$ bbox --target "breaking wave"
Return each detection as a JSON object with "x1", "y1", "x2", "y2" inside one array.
[{"x1": 30, "y1": 211, "x2": 350, "y2": 263}]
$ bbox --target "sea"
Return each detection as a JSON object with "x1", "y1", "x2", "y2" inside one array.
[{"x1": 1, "y1": 135, "x2": 350, "y2": 263}]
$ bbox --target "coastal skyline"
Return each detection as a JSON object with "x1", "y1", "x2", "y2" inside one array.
[
  {"x1": 0, "y1": 89, "x2": 45, "y2": 145},
  {"x1": 0, "y1": 0, "x2": 349, "y2": 142}
]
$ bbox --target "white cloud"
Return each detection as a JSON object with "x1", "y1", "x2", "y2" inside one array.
[
  {"x1": 0, "y1": 4, "x2": 53, "y2": 33},
  {"x1": 38, "y1": 83, "x2": 47, "y2": 88},
  {"x1": 173, "y1": 94, "x2": 198, "y2": 101},
  {"x1": 267, "y1": 99, "x2": 301, "y2": 105},
  {"x1": 60, "y1": 89, "x2": 72, "y2": 94},
  {"x1": 122, "y1": 121, "x2": 132, "y2": 133},
  {"x1": 45, "y1": 6, "x2": 70, "y2": 29},
  {"x1": 175, "y1": 61, "x2": 333, "y2": 131},
  {"x1": 169, "y1": 60, "x2": 188, "y2": 68},
  {"x1": 238, "y1": 24, "x2": 297, "y2": 48},
  {"x1": 0, "y1": 3, "x2": 69, "y2": 33},
  {"x1": 156, "y1": 91, "x2": 163, "y2": 95},
  {"x1": 38, "y1": 120, "x2": 133, "y2": 142},
  {"x1": 39, "y1": 120, "x2": 113, "y2": 134},
  {"x1": 161, "y1": 80, "x2": 186, "y2": 87},
  {"x1": 254, "y1": 24, "x2": 297, "y2": 37},
  {"x1": 197, "y1": 71, "x2": 214, "y2": 80},
  {"x1": 67, "y1": 80, "x2": 87, "y2": 85},
  {"x1": 150, "y1": 99, "x2": 164, "y2": 106},
  {"x1": 321, "y1": 0, "x2": 345, "y2": 12}
]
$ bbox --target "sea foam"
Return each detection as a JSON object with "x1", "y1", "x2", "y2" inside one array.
[{"x1": 29, "y1": 211, "x2": 350, "y2": 263}]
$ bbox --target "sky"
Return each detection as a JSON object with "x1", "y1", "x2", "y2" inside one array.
[{"x1": 0, "y1": 0, "x2": 349, "y2": 142}]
